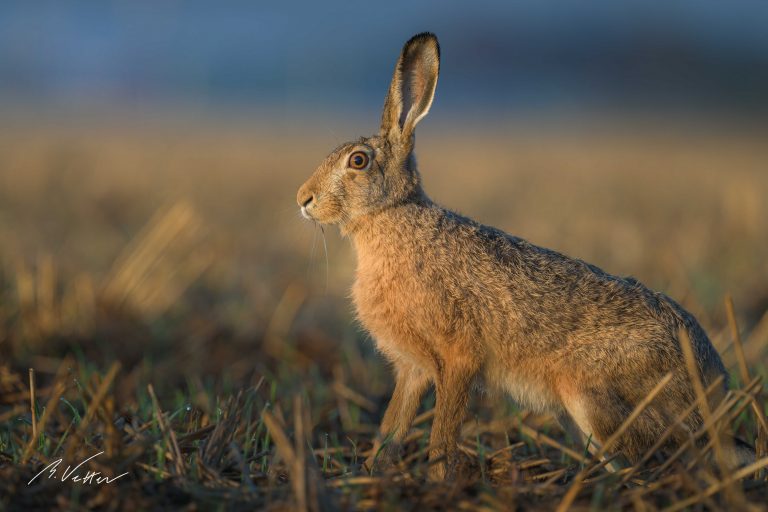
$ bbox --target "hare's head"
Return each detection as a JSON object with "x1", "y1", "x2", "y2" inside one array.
[{"x1": 297, "y1": 33, "x2": 440, "y2": 227}]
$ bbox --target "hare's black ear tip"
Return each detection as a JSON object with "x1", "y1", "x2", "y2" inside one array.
[
  {"x1": 404, "y1": 32, "x2": 440, "y2": 57},
  {"x1": 407, "y1": 32, "x2": 438, "y2": 44}
]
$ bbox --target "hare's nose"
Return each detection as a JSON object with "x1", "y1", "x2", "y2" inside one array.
[
  {"x1": 297, "y1": 187, "x2": 314, "y2": 208},
  {"x1": 302, "y1": 195, "x2": 314, "y2": 207}
]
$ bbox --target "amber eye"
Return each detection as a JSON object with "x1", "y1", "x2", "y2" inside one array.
[{"x1": 348, "y1": 151, "x2": 370, "y2": 170}]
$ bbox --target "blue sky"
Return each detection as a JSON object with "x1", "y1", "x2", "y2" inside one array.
[{"x1": 1, "y1": 1, "x2": 767, "y2": 114}]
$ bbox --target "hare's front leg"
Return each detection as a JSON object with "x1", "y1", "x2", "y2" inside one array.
[
  {"x1": 428, "y1": 357, "x2": 479, "y2": 480},
  {"x1": 365, "y1": 362, "x2": 430, "y2": 472}
]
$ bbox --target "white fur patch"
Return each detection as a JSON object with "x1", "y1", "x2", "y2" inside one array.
[
  {"x1": 563, "y1": 398, "x2": 593, "y2": 439},
  {"x1": 487, "y1": 365, "x2": 559, "y2": 414}
]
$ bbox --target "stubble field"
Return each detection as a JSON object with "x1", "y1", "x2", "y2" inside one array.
[{"x1": 1, "y1": 114, "x2": 767, "y2": 510}]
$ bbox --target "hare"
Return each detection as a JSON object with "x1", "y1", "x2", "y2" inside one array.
[{"x1": 297, "y1": 33, "x2": 751, "y2": 480}]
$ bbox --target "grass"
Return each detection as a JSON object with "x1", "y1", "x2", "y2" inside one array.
[{"x1": 1, "y1": 116, "x2": 767, "y2": 510}]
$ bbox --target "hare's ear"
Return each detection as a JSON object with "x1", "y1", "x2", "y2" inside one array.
[{"x1": 380, "y1": 33, "x2": 440, "y2": 143}]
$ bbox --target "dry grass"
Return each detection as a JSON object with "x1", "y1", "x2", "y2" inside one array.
[{"x1": 1, "y1": 116, "x2": 767, "y2": 510}]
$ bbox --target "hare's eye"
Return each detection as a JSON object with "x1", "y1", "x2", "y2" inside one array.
[{"x1": 348, "y1": 151, "x2": 370, "y2": 170}]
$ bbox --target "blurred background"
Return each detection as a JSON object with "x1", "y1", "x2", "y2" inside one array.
[{"x1": 1, "y1": 0, "x2": 767, "y2": 392}]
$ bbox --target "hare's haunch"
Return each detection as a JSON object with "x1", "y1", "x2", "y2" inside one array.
[{"x1": 297, "y1": 33, "x2": 751, "y2": 480}]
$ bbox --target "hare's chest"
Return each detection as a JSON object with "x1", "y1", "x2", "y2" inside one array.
[
  {"x1": 352, "y1": 266, "x2": 415, "y2": 338},
  {"x1": 351, "y1": 263, "x2": 436, "y2": 367}
]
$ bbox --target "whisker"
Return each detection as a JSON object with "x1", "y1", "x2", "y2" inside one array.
[
  {"x1": 307, "y1": 222, "x2": 319, "y2": 283},
  {"x1": 320, "y1": 225, "x2": 330, "y2": 294},
  {"x1": 280, "y1": 204, "x2": 303, "y2": 215}
]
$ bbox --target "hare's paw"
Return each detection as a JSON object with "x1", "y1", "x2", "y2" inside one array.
[
  {"x1": 363, "y1": 441, "x2": 401, "y2": 474},
  {"x1": 427, "y1": 449, "x2": 476, "y2": 481}
]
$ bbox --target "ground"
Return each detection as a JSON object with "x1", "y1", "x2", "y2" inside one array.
[{"x1": 1, "y1": 114, "x2": 767, "y2": 510}]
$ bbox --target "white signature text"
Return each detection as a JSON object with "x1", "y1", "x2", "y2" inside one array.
[{"x1": 28, "y1": 451, "x2": 129, "y2": 486}]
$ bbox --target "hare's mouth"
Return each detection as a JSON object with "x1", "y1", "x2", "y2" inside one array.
[{"x1": 300, "y1": 205, "x2": 313, "y2": 220}]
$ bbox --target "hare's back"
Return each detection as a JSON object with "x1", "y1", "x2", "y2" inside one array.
[{"x1": 462, "y1": 219, "x2": 723, "y2": 364}]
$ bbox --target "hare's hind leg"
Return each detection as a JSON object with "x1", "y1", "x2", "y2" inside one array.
[
  {"x1": 557, "y1": 413, "x2": 594, "y2": 457},
  {"x1": 559, "y1": 390, "x2": 630, "y2": 472},
  {"x1": 365, "y1": 362, "x2": 430, "y2": 472}
]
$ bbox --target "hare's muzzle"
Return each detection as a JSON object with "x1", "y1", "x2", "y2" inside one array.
[{"x1": 297, "y1": 186, "x2": 315, "y2": 220}]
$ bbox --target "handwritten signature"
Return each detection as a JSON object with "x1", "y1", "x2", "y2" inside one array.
[{"x1": 28, "y1": 451, "x2": 129, "y2": 486}]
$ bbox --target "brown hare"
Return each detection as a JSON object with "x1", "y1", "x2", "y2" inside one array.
[{"x1": 296, "y1": 33, "x2": 751, "y2": 480}]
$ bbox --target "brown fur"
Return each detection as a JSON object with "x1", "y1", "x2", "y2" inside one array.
[{"x1": 297, "y1": 33, "x2": 746, "y2": 479}]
